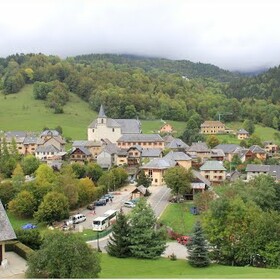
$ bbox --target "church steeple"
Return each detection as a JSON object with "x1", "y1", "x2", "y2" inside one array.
[{"x1": 98, "y1": 105, "x2": 106, "y2": 118}]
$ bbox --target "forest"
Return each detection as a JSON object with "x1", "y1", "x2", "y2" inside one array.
[{"x1": 1, "y1": 53, "x2": 280, "y2": 130}]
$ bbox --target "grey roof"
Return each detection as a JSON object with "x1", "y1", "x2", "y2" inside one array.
[
  {"x1": 141, "y1": 158, "x2": 176, "y2": 169},
  {"x1": 23, "y1": 136, "x2": 38, "y2": 144},
  {"x1": 263, "y1": 141, "x2": 275, "y2": 146},
  {"x1": 210, "y1": 149, "x2": 225, "y2": 157},
  {"x1": 117, "y1": 134, "x2": 163, "y2": 142},
  {"x1": 103, "y1": 143, "x2": 118, "y2": 155},
  {"x1": 36, "y1": 144, "x2": 60, "y2": 153},
  {"x1": 70, "y1": 146, "x2": 91, "y2": 156},
  {"x1": 164, "y1": 151, "x2": 192, "y2": 161},
  {"x1": 166, "y1": 138, "x2": 189, "y2": 149},
  {"x1": 249, "y1": 145, "x2": 266, "y2": 154},
  {"x1": 0, "y1": 200, "x2": 16, "y2": 242},
  {"x1": 192, "y1": 170, "x2": 211, "y2": 187},
  {"x1": 4, "y1": 131, "x2": 28, "y2": 138},
  {"x1": 128, "y1": 145, "x2": 143, "y2": 152},
  {"x1": 98, "y1": 105, "x2": 106, "y2": 118},
  {"x1": 132, "y1": 185, "x2": 148, "y2": 195},
  {"x1": 214, "y1": 144, "x2": 241, "y2": 153},
  {"x1": 40, "y1": 130, "x2": 60, "y2": 137},
  {"x1": 237, "y1": 128, "x2": 249, "y2": 134},
  {"x1": 200, "y1": 160, "x2": 226, "y2": 171},
  {"x1": 117, "y1": 149, "x2": 128, "y2": 156},
  {"x1": 163, "y1": 135, "x2": 175, "y2": 144},
  {"x1": 141, "y1": 148, "x2": 162, "y2": 158},
  {"x1": 188, "y1": 142, "x2": 209, "y2": 152},
  {"x1": 72, "y1": 140, "x2": 102, "y2": 147},
  {"x1": 245, "y1": 164, "x2": 270, "y2": 172}
]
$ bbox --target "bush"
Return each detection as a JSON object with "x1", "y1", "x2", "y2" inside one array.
[
  {"x1": 6, "y1": 241, "x2": 34, "y2": 260},
  {"x1": 15, "y1": 229, "x2": 42, "y2": 250}
]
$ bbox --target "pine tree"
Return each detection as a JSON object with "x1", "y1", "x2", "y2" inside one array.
[
  {"x1": 136, "y1": 170, "x2": 152, "y2": 189},
  {"x1": 106, "y1": 209, "x2": 131, "y2": 258},
  {"x1": 187, "y1": 221, "x2": 210, "y2": 267},
  {"x1": 128, "y1": 198, "x2": 166, "y2": 259}
]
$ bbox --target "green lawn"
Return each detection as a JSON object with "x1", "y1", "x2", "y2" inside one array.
[
  {"x1": 159, "y1": 202, "x2": 198, "y2": 235},
  {"x1": 100, "y1": 254, "x2": 280, "y2": 278}
]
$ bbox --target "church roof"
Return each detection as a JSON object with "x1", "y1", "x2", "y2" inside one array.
[
  {"x1": 0, "y1": 200, "x2": 17, "y2": 242},
  {"x1": 98, "y1": 105, "x2": 106, "y2": 118}
]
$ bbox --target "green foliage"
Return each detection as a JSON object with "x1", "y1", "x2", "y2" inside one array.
[
  {"x1": 206, "y1": 135, "x2": 220, "y2": 148},
  {"x1": 15, "y1": 228, "x2": 42, "y2": 250},
  {"x1": 187, "y1": 221, "x2": 210, "y2": 267},
  {"x1": 163, "y1": 166, "x2": 193, "y2": 198},
  {"x1": 8, "y1": 241, "x2": 34, "y2": 260},
  {"x1": 243, "y1": 119, "x2": 255, "y2": 135},
  {"x1": 136, "y1": 170, "x2": 152, "y2": 188},
  {"x1": 21, "y1": 155, "x2": 40, "y2": 175},
  {"x1": 34, "y1": 191, "x2": 69, "y2": 224},
  {"x1": 33, "y1": 81, "x2": 52, "y2": 100},
  {"x1": 8, "y1": 190, "x2": 36, "y2": 218},
  {"x1": 261, "y1": 241, "x2": 280, "y2": 268},
  {"x1": 26, "y1": 232, "x2": 101, "y2": 278},
  {"x1": 128, "y1": 198, "x2": 166, "y2": 259},
  {"x1": 107, "y1": 209, "x2": 131, "y2": 258},
  {"x1": 0, "y1": 180, "x2": 18, "y2": 206},
  {"x1": 85, "y1": 163, "x2": 104, "y2": 183},
  {"x1": 77, "y1": 177, "x2": 96, "y2": 206},
  {"x1": 98, "y1": 167, "x2": 128, "y2": 191}
]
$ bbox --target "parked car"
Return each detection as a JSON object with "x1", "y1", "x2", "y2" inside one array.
[
  {"x1": 177, "y1": 235, "x2": 191, "y2": 245},
  {"x1": 87, "y1": 203, "x2": 96, "y2": 210},
  {"x1": 94, "y1": 199, "x2": 107, "y2": 206},
  {"x1": 129, "y1": 198, "x2": 139, "y2": 204},
  {"x1": 123, "y1": 201, "x2": 135, "y2": 208},
  {"x1": 104, "y1": 193, "x2": 114, "y2": 199},
  {"x1": 67, "y1": 214, "x2": 86, "y2": 225},
  {"x1": 101, "y1": 196, "x2": 110, "y2": 203}
]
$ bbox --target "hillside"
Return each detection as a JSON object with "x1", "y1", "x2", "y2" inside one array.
[
  {"x1": 0, "y1": 85, "x2": 95, "y2": 139},
  {"x1": 73, "y1": 54, "x2": 242, "y2": 82}
]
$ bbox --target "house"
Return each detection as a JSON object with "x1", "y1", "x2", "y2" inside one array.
[
  {"x1": 97, "y1": 143, "x2": 119, "y2": 169},
  {"x1": 35, "y1": 145, "x2": 62, "y2": 161},
  {"x1": 72, "y1": 140, "x2": 103, "y2": 160},
  {"x1": 233, "y1": 148, "x2": 255, "y2": 163},
  {"x1": 214, "y1": 144, "x2": 241, "y2": 162},
  {"x1": 165, "y1": 138, "x2": 189, "y2": 151},
  {"x1": 200, "y1": 121, "x2": 226, "y2": 134},
  {"x1": 37, "y1": 130, "x2": 66, "y2": 152},
  {"x1": 131, "y1": 185, "x2": 150, "y2": 199},
  {"x1": 187, "y1": 170, "x2": 211, "y2": 199},
  {"x1": 159, "y1": 123, "x2": 173, "y2": 134},
  {"x1": 88, "y1": 105, "x2": 141, "y2": 143},
  {"x1": 141, "y1": 148, "x2": 163, "y2": 162},
  {"x1": 249, "y1": 145, "x2": 267, "y2": 160},
  {"x1": 210, "y1": 149, "x2": 225, "y2": 161},
  {"x1": 236, "y1": 128, "x2": 249, "y2": 140},
  {"x1": 164, "y1": 151, "x2": 192, "y2": 169},
  {"x1": 0, "y1": 200, "x2": 17, "y2": 264},
  {"x1": 69, "y1": 147, "x2": 92, "y2": 163},
  {"x1": 245, "y1": 164, "x2": 280, "y2": 181},
  {"x1": 263, "y1": 141, "x2": 278, "y2": 155},
  {"x1": 187, "y1": 142, "x2": 210, "y2": 162},
  {"x1": 116, "y1": 149, "x2": 128, "y2": 166},
  {"x1": 199, "y1": 160, "x2": 226, "y2": 184},
  {"x1": 117, "y1": 134, "x2": 164, "y2": 150}
]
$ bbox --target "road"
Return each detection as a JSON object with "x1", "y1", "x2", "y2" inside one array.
[{"x1": 86, "y1": 185, "x2": 171, "y2": 253}]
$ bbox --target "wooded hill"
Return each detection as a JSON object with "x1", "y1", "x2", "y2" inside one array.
[{"x1": 0, "y1": 53, "x2": 280, "y2": 131}]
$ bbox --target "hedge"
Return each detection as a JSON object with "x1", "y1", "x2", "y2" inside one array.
[{"x1": 5, "y1": 241, "x2": 34, "y2": 260}]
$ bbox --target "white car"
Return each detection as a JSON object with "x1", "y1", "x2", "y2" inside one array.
[{"x1": 123, "y1": 201, "x2": 135, "y2": 208}]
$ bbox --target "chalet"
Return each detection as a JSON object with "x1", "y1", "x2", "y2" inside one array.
[
  {"x1": 35, "y1": 145, "x2": 63, "y2": 161},
  {"x1": 200, "y1": 121, "x2": 225, "y2": 134},
  {"x1": 37, "y1": 130, "x2": 66, "y2": 152},
  {"x1": 199, "y1": 160, "x2": 226, "y2": 184},
  {"x1": 97, "y1": 143, "x2": 118, "y2": 169},
  {"x1": 263, "y1": 141, "x2": 278, "y2": 155},
  {"x1": 210, "y1": 149, "x2": 225, "y2": 161},
  {"x1": 117, "y1": 134, "x2": 164, "y2": 150},
  {"x1": 187, "y1": 142, "x2": 210, "y2": 162},
  {"x1": 88, "y1": 105, "x2": 141, "y2": 143},
  {"x1": 236, "y1": 128, "x2": 249, "y2": 140},
  {"x1": 69, "y1": 147, "x2": 92, "y2": 163},
  {"x1": 214, "y1": 144, "x2": 241, "y2": 162},
  {"x1": 131, "y1": 185, "x2": 150, "y2": 199},
  {"x1": 165, "y1": 138, "x2": 189, "y2": 151},
  {"x1": 159, "y1": 123, "x2": 173, "y2": 134},
  {"x1": 116, "y1": 149, "x2": 128, "y2": 166},
  {"x1": 233, "y1": 148, "x2": 255, "y2": 163},
  {"x1": 187, "y1": 170, "x2": 211, "y2": 199},
  {"x1": 0, "y1": 200, "x2": 17, "y2": 264},
  {"x1": 249, "y1": 145, "x2": 267, "y2": 160},
  {"x1": 164, "y1": 151, "x2": 192, "y2": 169},
  {"x1": 245, "y1": 164, "x2": 280, "y2": 181},
  {"x1": 72, "y1": 140, "x2": 103, "y2": 160}
]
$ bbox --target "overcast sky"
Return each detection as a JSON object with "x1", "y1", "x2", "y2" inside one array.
[{"x1": 1, "y1": 0, "x2": 280, "y2": 71}]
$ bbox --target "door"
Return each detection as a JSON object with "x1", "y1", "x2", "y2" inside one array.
[{"x1": 0, "y1": 244, "x2": 3, "y2": 262}]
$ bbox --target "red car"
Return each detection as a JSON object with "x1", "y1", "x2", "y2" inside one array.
[{"x1": 177, "y1": 235, "x2": 191, "y2": 245}]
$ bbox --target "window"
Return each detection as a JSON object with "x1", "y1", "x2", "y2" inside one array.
[
  {"x1": 101, "y1": 119, "x2": 104, "y2": 124},
  {"x1": 112, "y1": 128, "x2": 115, "y2": 132},
  {"x1": 155, "y1": 179, "x2": 158, "y2": 183},
  {"x1": 148, "y1": 170, "x2": 153, "y2": 177},
  {"x1": 92, "y1": 129, "x2": 94, "y2": 132}
]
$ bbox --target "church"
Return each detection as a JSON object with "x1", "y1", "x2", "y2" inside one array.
[{"x1": 87, "y1": 105, "x2": 141, "y2": 143}]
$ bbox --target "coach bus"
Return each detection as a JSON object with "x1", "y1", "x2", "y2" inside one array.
[{"x1": 92, "y1": 209, "x2": 118, "y2": 231}]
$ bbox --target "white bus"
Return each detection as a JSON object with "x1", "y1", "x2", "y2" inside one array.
[{"x1": 92, "y1": 209, "x2": 118, "y2": 231}]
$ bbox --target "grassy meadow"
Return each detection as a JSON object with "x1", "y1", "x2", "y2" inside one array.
[{"x1": 100, "y1": 254, "x2": 280, "y2": 278}]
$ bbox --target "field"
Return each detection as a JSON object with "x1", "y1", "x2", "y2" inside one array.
[
  {"x1": 100, "y1": 254, "x2": 280, "y2": 278},
  {"x1": 159, "y1": 201, "x2": 198, "y2": 235}
]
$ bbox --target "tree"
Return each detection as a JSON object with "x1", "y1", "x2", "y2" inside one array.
[
  {"x1": 15, "y1": 228, "x2": 42, "y2": 250},
  {"x1": 8, "y1": 190, "x2": 36, "y2": 218},
  {"x1": 34, "y1": 191, "x2": 69, "y2": 224},
  {"x1": 206, "y1": 135, "x2": 220, "y2": 149},
  {"x1": 11, "y1": 163, "x2": 25, "y2": 189},
  {"x1": 77, "y1": 177, "x2": 96, "y2": 206},
  {"x1": 128, "y1": 198, "x2": 166, "y2": 259},
  {"x1": 26, "y1": 232, "x2": 101, "y2": 278},
  {"x1": 0, "y1": 181, "x2": 17, "y2": 207},
  {"x1": 187, "y1": 221, "x2": 210, "y2": 267},
  {"x1": 21, "y1": 155, "x2": 40, "y2": 175},
  {"x1": 85, "y1": 163, "x2": 104, "y2": 183},
  {"x1": 247, "y1": 134, "x2": 263, "y2": 147},
  {"x1": 163, "y1": 166, "x2": 193, "y2": 200},
  {"x1": 243, "y1": 119, "x2": 255, "y2": 135},
  {"x1": 35, "y1": 164, "x2": 57, "y2": 187},
  {"x1": 107, "y1": 209, "x2": 131, "y2": 258},
  {"x1": 136, "y1": 170, "x2": 152, "y2": 188}
]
